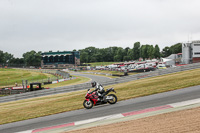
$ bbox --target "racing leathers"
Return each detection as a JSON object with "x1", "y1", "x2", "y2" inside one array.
[{"x1": 94, "y1": 83, "x2": 105, "y2": 101}]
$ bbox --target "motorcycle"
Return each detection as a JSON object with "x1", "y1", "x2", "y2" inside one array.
[{"x1": 83, "y1": 87, "x2": 117, "y2": 109}]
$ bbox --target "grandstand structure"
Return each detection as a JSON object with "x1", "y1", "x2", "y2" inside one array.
[{"x1": 41, "y1": 51, "x2": 80, "y2": 68}]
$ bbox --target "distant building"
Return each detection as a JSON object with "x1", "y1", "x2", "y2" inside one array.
[
  {"x1": 161, "y1": 53, "x2": 182, "y2": 66},
  {"x1": 41, "y1": 51, "x2": 80, "y2": 68},
  {"x1": 182, "y1": 40, "x2": 200, "y2": 64}
]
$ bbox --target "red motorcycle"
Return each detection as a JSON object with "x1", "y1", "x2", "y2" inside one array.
[{"x1": 83, "y1": 88, "x2": 117, "y2": 109}]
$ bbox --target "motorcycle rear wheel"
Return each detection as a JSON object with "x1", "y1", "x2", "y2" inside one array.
[
  {"x1": 83, "y1": 100, "x2": 93, "y2": 109},
  {"x1": 107, "y1": 94, "x2": 117, "y2": 104}
]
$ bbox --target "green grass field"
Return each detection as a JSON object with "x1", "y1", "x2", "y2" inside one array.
[
  {"x1": 0, "y1": 68, "x2": 200, "y2": 125},
  {"x1": 0, "y1": 68, "x2": 57, "y2": 88}
]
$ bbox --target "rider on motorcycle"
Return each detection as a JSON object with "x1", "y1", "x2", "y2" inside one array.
[{"x1": 91, "y1": 81, "x2": 106, "y2": 101}]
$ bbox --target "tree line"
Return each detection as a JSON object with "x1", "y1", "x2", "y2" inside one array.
[
  {"x1": 79, "y1": 42, "x2": 182, "y2": 63},
  {"x1": 0, "y1": 50, "x2": 41, "y2": 67},
  {"x1": 0, "y1": 42, "x2": 182, "y2": 67}
]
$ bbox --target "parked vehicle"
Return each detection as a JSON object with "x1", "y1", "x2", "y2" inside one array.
[
  {"x1": 145, "y1": 62, "x2": 157, "y2": 68},
  {"x1": 157, "y1": 64, "x2": 167, "y2": 69},
  {"x1": 83, "y1": 88, "x2": 117, "y2": 109},
  {"x1": 120, "y1": 66, "x2": 128, "y2": 71},
  {"x1": 107, "y1": 65, "x2": 118, "y2": 69}
]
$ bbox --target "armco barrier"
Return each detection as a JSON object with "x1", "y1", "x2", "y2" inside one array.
[{"x1": 0, "y1": 63, "x2": 200, "y2": 103}]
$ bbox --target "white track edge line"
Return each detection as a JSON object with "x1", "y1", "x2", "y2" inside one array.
[
  {"x1": 75, "y1": 114, "x2": 124, "y2": 125},
  {"x1": 15, "y1": 130, "x2": 33, "y2": 133},
  {"x1": 169, "y1": 98, "x2": 200, "y2": 108}
]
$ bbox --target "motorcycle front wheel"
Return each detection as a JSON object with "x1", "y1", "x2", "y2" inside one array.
[
  {"x1": 107, "y1": 94, "x2": 117, "y2": 104},
  {"x1": 83, "y1": 100, "x2": 93, "y2": 109}
]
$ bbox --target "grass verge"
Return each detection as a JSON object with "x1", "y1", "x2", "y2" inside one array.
[
  {"x1": 0, "y1": 68, "x2": 56, "y2": 88},
  {"x1": 0, "y1": 68, "x2": 200, "y2": 125}
]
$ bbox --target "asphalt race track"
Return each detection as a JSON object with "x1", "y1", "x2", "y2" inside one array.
[
  {"x1": 72, "y1": 72, "x2": 113, "y2": 83},
  {"x1": 1, "y1": 85, "x2": 200, "y2": 133}
]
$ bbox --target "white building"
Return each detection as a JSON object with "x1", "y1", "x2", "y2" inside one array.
[
  {"x1": 182, "y1": 40, "x2": 200, "y2": 64},
  {"x1": 161, "y1": 53, "x2": 182, "y2": 66}
]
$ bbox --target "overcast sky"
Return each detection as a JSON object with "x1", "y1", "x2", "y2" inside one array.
[{"x1": 0, "y1": 0, "x2": 200, "y2": 58}]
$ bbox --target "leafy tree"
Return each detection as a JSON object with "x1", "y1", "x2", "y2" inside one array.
[
  {"x1": 114, "y1": 55, "x2": 121, "y2": 62},
  {"x1": 127, "y1": 49, "x2": 134, "y2": 60},
  {"x1": 110, "y1": 46, "x2": 119, "y2": 61},
  {"x1": 170, "y1": 43, "x2": 182, "y2": 54},
  {"x1": 154, "y1": 44, "x2": 161, "y2": 59},
  {"x1": 80, "y1": 51, "x2": 89, "y2": 63},
  {"x1": 116, "y1": 47, "x2": 124, "y2": 61},
  {"x1": 161, "y1": 46, "x2": 171, "y2": 57},
  {"x1": 140, "y1": 45, "x2": 148, "y2": 60},
  {"x1": 3, "y1": 52, "x2": 14, "y2": 63},
  {"x1": 0, "y1": 50, "x2": 4, "y2": 64},
  {"x1": 99, "y1": 48, "x2": 111, "y2": 62},
  {"x1": 84, "y1": 47, "x2": 97, "y2": 62},
  {"x1": 0, "y1": 50, "x2": 25, "y2": 66},
  {"x1": 123, "y1": 56, "x2": 130, "y2": 61},
  {"x1": 161, "y1": 43, "x2": 182, "y2": 57},
  {"x1": 91, "y1": 52, "x2": 102, "y2": 62},
  {"x1": 125, "y1": 47, "x2": 130, "y2": 52},
  {"x1": 147, "y1": 45, "x2": 154, "y2": 59},
  {"x1": 90, "y1": 56, "x2": 97, "y2": 63},
  {"x1": 23, "y1": 50, "x2": 41, "y2": 66},
  {"x1": 133, "y1": 42, "x2": 141, "y2": 60},
  {"x1": 124, "y1": 47, "x2": 130, "y2": 56},
  {"x1": 10, "y1": 58, "x2": 24, "y2": 65},
  {"x1": 103, "y1": 48, "x2": 113, "y2": 62}
]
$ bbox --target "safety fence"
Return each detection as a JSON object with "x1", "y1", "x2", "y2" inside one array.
[{"x1": 0, "y1": 63, "x2": 200, "y2": 103}]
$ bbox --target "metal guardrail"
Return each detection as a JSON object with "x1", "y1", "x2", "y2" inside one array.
[{"x1": 0, "y1": 63, "x2": 200, "y2": 103}]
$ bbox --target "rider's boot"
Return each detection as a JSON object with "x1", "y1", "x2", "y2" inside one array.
[
  {"x1": 98, "y1": 95, "x2": 103, "y2": 102},
  {"x1": 102, "y1": 96, "x2": 107, "y2": 102}
]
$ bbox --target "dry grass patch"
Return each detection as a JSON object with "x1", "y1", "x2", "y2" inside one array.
[{"x1": 0, "y1": 91, "x2": 85, "y2": 124}]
